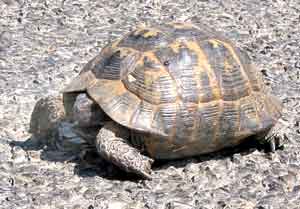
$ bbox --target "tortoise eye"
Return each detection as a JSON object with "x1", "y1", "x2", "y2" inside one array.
[{"x1": 163, "y1": 60, "x2": 170, "y2": 66}]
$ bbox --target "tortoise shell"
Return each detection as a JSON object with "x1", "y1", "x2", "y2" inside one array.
[{"x1": 64, "y1": 22, "x2": 282, "y2": 159}]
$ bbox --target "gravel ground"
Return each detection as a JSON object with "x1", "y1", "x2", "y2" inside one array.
[{"x1": 1, "y1": 0, "x2": 300, "y2": 208}]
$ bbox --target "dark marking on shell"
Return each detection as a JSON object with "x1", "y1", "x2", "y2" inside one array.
[{"x1": 92, "y1": 48, "x2": 141, "y2": 80}]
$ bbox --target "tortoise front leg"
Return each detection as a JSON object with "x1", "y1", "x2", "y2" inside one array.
[
  {"x1": 72, "y1": 93, "x2": 106, "y2": 127},
  {"x1": 96, "y1": 121, "x2": 154, "y2": 179}
]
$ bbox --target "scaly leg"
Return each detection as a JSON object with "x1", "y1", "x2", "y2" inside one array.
[
  {"x1": 96, "y1": 121, "x2": 154, "y2": 179},
  {"x1": 72, "y1": 93, "x2": 106, "y2": 128},
  {"x1": 257, "y1": 119, "x2": 288, "y2": 152},
  {"x1": 264, "y1": 119, "x2": 287, "y2": 152}
]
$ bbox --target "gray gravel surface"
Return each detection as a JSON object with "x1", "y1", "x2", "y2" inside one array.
[{"x1": 1, "y1": 0, "x2": 300, "y2": 208}]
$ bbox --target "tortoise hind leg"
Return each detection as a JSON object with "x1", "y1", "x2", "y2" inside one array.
[
  {"x1": 96, "y1": 121, "x2": 154, "y2": 179},
  {"x1": 264, "y1": 119, "x2": 287, "y2": 152},
  {"x1": 256, "y1": 119, "x2": 287, "y2": 152}
]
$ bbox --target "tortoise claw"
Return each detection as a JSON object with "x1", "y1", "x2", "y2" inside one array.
[{"x1": 136, "y1": 157, "x2": 154, "y2": 180}]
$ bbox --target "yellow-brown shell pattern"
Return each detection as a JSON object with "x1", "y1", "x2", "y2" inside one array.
[{"x1": 64, "y1": 22, "x2": 282, "y2": 159}]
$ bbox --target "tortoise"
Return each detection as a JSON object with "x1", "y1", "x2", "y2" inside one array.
[{"x1": 30, "y1": 22, "x2": 283, "y2": 179}]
